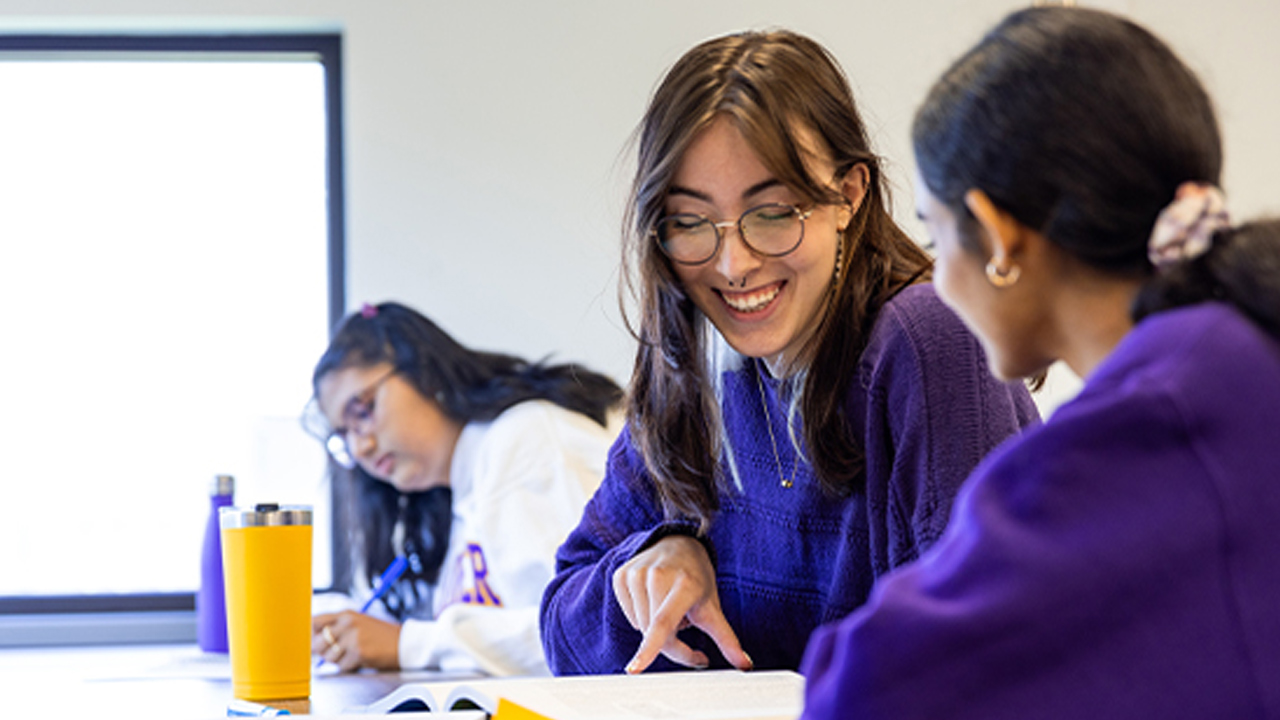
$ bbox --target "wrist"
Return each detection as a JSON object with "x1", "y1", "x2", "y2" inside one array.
[{"x1": 637, "y1": 523, "x2": 717, "y2": 566}]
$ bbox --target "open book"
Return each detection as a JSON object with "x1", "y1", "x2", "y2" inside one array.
[{"x1": 352, "y1": 669, "x2": 804, "y2": 720}]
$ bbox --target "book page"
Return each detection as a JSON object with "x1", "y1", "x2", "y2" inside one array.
[
  {"x1": 485, "y1": 670, "x2": 803, "y2": 720},
  {"x1": 360, "y1": 678, "x2": 466, "y2": 713},
  {"x1": 345, "y1": 707, "x2": 483, "y2": 712},
  {"x1": 445, "y1": 682, "x2": 499, "y2": 713}
]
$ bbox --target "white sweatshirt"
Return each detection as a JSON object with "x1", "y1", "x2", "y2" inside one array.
[{"x1": 397, "y1": 400, "x2": 615, "y2": 676}]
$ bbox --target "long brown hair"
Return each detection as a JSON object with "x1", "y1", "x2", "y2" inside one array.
[{"x1": 622, "y1": 30, "x2": 932, "y2": 528}]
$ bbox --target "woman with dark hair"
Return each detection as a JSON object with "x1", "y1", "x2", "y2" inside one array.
[
  {"x1": 309, "y1": 301, "x2": 622, "y2": 675},
  {"x1": 540, "y1": 30, "x2": 1038, "y2": 675},
  {"x1": 802, "y1": 7, "x2": 1280, "y2": 718}
]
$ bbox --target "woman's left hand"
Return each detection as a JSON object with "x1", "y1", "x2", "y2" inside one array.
[
  {"x1": 612, "y1": 534, "x2": 752, "y2": 674},
  {"x1": 312, "y1": 610, "x2": 402, "y2": 672}
]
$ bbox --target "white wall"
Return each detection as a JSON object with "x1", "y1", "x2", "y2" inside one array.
[{"x1": 4, "y1": 0, "x2": 1277, "y2": 415}]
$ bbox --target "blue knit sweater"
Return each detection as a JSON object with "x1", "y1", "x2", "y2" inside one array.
[{"x1": 540, "y1": 284, "x2": 1039, "y2": 674}]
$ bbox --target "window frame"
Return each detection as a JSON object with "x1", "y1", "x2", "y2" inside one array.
[{"x1": 0, "y1": 31, "x2": 346, "y2": 643}]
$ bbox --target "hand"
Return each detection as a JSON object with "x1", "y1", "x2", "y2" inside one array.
[
  {"x1": 312, "y1": 610, "x2": 402, "y2": 672},
  {"x1": 611, "y1": 534, "x2": 752, "y2": 674}
]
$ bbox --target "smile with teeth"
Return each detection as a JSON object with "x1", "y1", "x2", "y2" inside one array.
[{"x1": 721, "y1": 282, "x2": 782, "y2": 313}]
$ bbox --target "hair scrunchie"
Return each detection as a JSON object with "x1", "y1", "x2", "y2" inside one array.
[{"x1": 1148, "y1": 182, "x2": 1230, "y2": 268}]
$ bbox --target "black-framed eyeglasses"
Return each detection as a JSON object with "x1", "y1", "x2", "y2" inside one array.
[
  {"x1": 321, "y1": 368, "x2": 398, "y2": 470},
  {"x1": 651, "y1": 202, "x2": 816, "y2": 265}
]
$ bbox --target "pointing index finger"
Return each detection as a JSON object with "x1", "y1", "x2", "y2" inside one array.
[{"x1": 625, "y1": 577, "x2": 701, "y2": 673}]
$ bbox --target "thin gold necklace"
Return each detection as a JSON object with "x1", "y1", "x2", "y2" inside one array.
[{"x1": 755, "y1": 360, "x2": 799, "y2": 488}]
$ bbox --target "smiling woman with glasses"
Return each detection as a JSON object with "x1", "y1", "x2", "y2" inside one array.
[
  {"x1": 305, "y1": 301, "x2": 622, "y2": 676},
  {"x1": 540, "y1": 29, "x2": 1040, "y2": 677}
]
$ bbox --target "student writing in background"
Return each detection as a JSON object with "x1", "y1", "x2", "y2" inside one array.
[
  {"x1": 308, "y1": 302, "x2": 622, "y2": 675},
  {"x1": 539, "y1": 29, "x2": 1038, "y2": 676},
  {"x1": 801, "y1": 7, "x2": 1280, "y2": 718}
]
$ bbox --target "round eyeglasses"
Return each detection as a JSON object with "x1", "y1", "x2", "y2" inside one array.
[
  {"x1": 652, "y1": 202, "x2": 815, "y2": 265},
  {"x1": 321, "y1": 369, "x2": 398, "y2": 470}
]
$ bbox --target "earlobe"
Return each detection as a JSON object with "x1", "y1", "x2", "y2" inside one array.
[
  {"x1": 966, "y1": 189, "x2": 1028, "y2": 289},
  {"x1": 837, "y1": 163, "x2": 870, "y2": 231},
  {"x1": 964, "y1": 189, "x2": 1024, "y2": 259}
]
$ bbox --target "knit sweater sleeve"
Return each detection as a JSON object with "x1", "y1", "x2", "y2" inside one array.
[
  {"x1": 539, "y1": 428, "x2": 673, "y2": 675},
  {"x1": 859, "y1": 285, "x2": 1038, "y2": 576}
]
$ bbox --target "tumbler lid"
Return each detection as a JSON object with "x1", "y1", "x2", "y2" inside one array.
[
  {"x1": 219, "y1": 503, "x2": 312, "y2": 529},
  {"x1": 210, "y1": 474, "x2": 235, "y2": 497}
]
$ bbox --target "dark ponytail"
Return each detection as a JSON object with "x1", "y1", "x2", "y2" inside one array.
[
  {"x1": 913, "y1": 7, "x2": 1221, "y2": 277},
  {"x1": 1134, "y1": 219, "x2": 1280, "y2": 338},
  {"x1": 911, "y1": 7, "x2": 1280, "y2": 372},
  {"x1": 313, "y1": 302, "x2": 623, "y2": 428}
]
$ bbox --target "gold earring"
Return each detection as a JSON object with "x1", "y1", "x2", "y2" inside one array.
[
  {"x1": 985, "y1": 258, "x2": 1021, "y2": 288},
  {"x1": 832, "y1": 232, "x2": 846, "y2": 285}
]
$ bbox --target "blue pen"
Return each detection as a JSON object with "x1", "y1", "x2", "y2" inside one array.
[
  {"x1": 359, "y1": 555, "x2": 409, "y2": 613},
  {"x1": 316, "y1": 555, "x2": 409, "y2": 667}
]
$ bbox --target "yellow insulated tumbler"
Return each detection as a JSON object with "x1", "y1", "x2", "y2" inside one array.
[{"x1": 221, "y1": 503, "x2": 312, "y2": 701}]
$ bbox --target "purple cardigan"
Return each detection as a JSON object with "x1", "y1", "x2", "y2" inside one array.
[
  {"x1": 541, "y1": 284, "x2": 1039, "y2": 675},
  {"x1": 802, "y1": 302, "x2": 1280, "y2": 719}
]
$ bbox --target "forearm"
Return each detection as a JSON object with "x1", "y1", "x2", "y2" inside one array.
[{"x1": 539, "y1": 529, "x2": 654, "y2": 675}]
